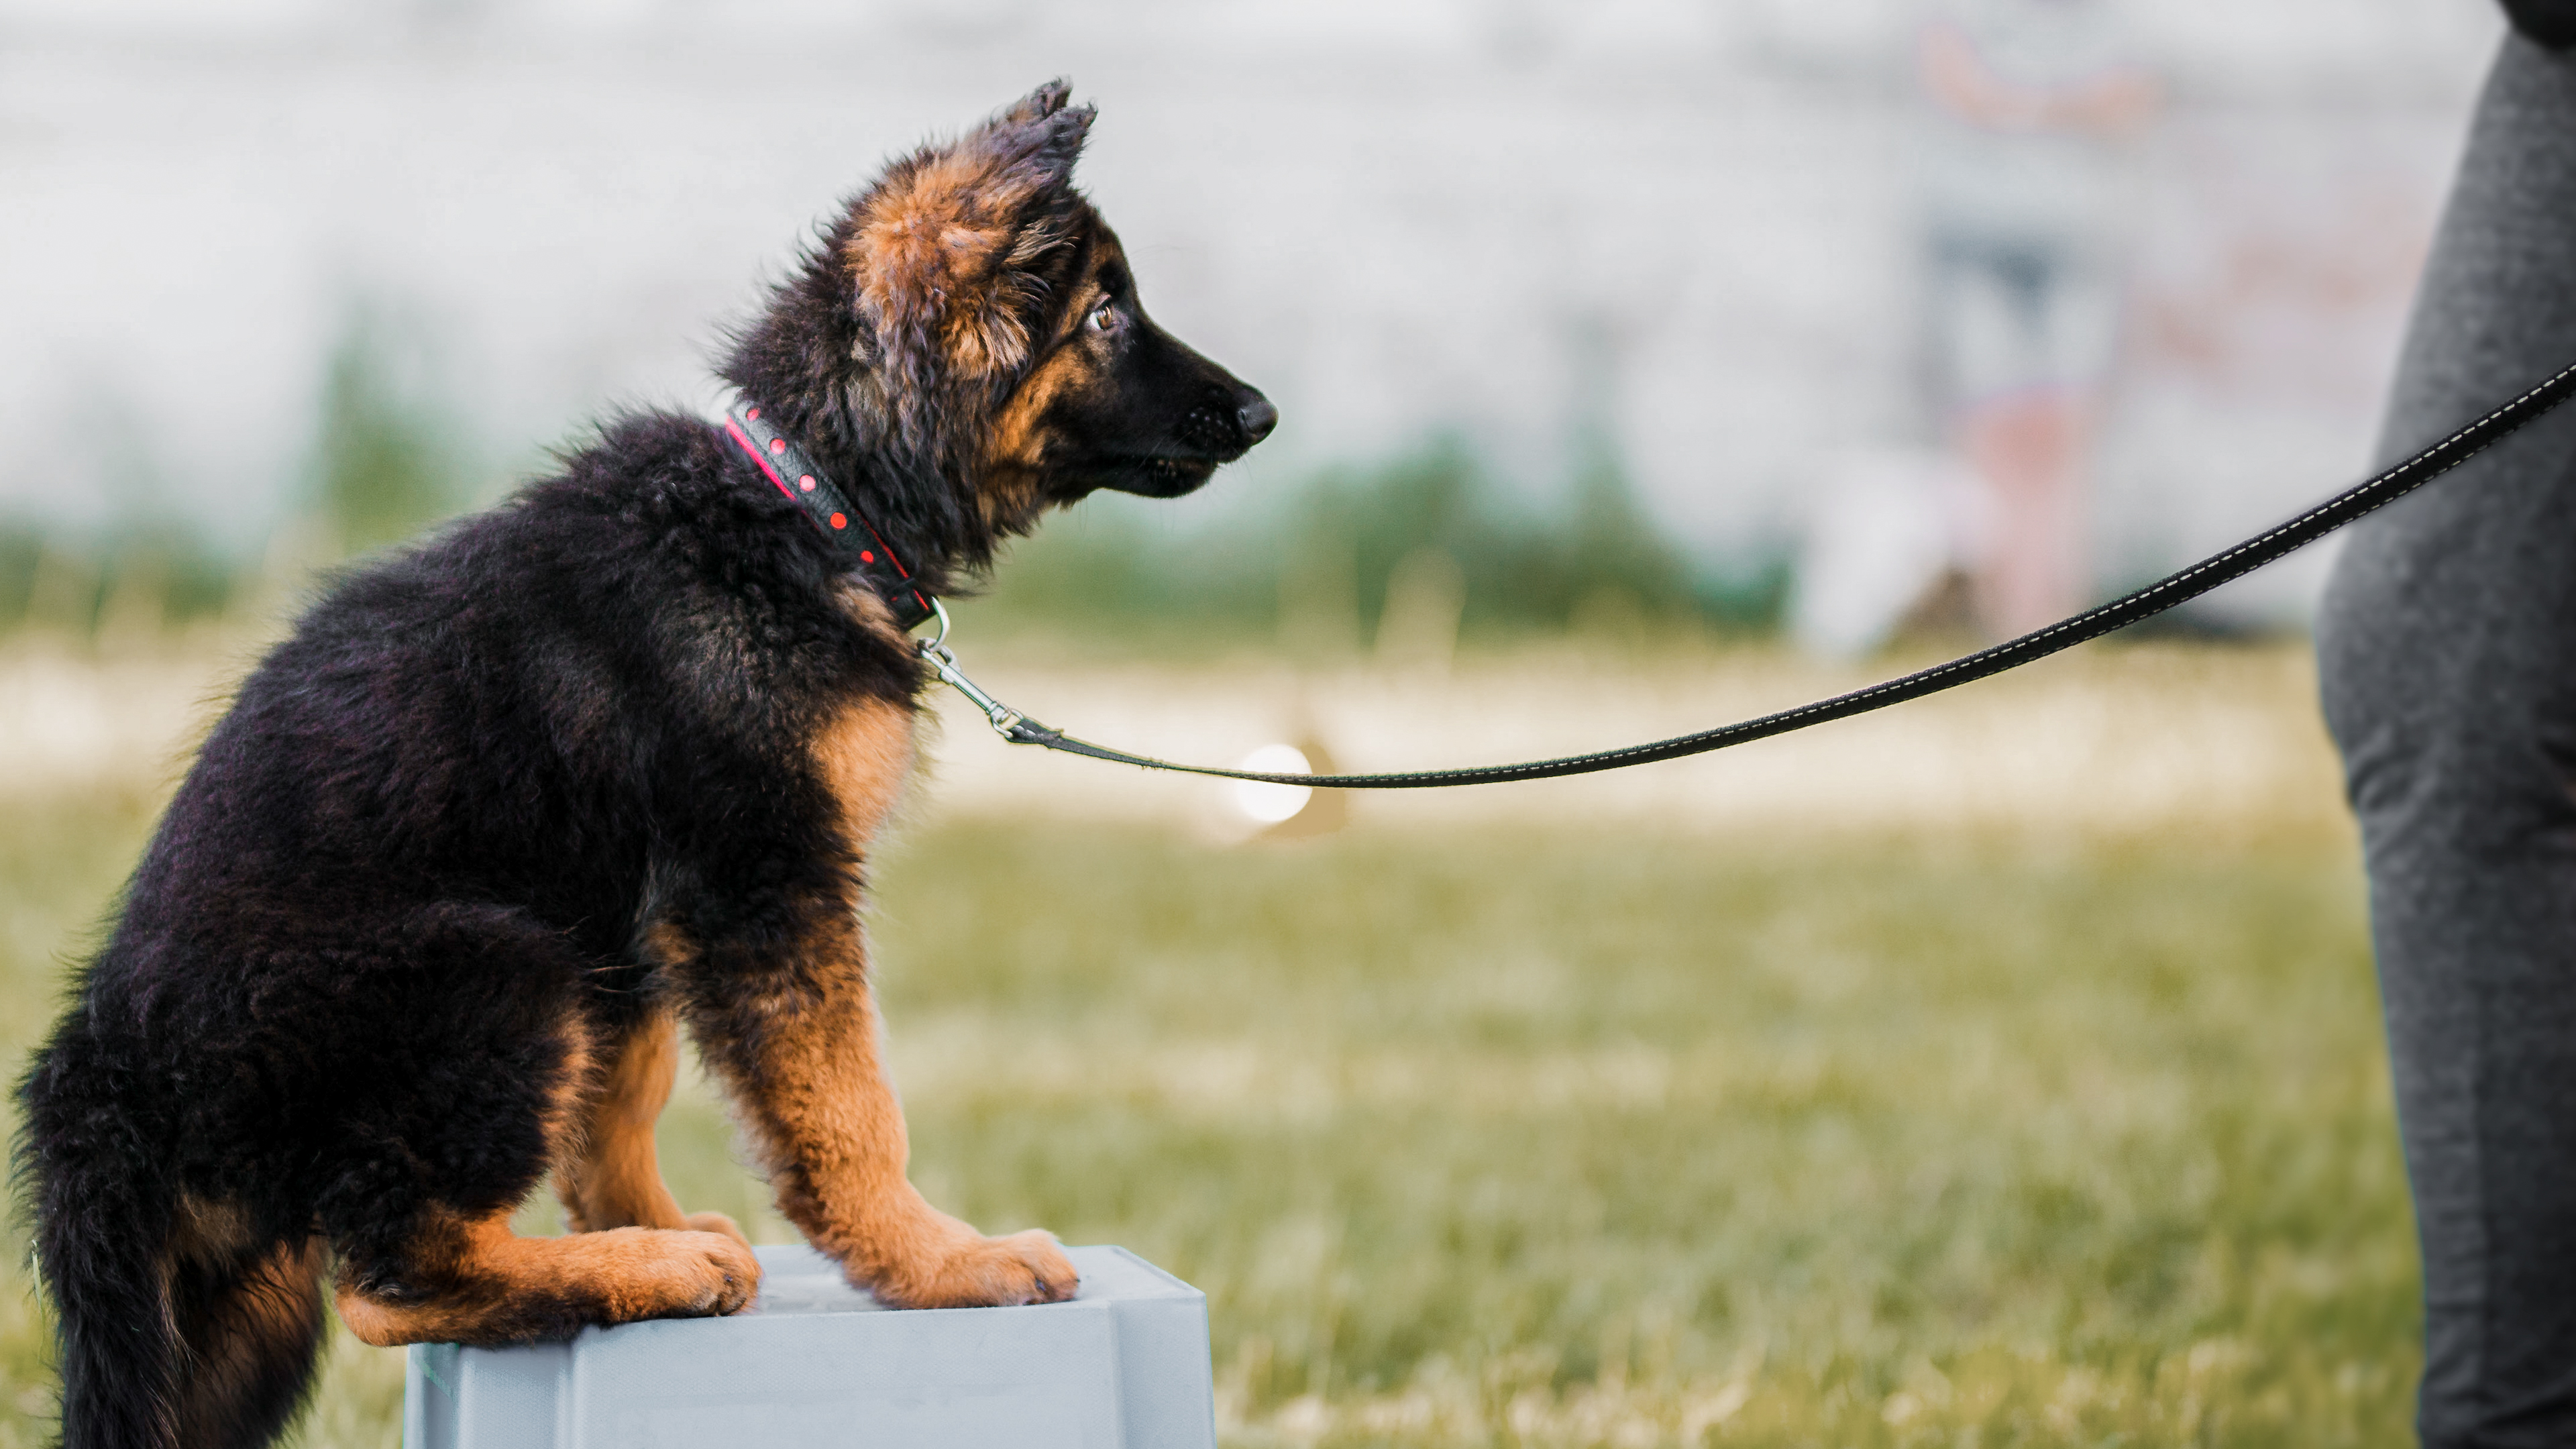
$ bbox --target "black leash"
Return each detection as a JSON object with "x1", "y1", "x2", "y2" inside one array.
[{"x1": 907, "y1": 358, "x2": 2576, "y2": 790}]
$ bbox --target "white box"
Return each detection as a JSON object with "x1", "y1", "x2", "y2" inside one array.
[{"x1": 402, "y1": 1244, "x2": 1216, "y2": 1449}]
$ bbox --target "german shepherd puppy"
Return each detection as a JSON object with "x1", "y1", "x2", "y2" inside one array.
[{"x1": 17, "y1": 81, "x2": 1273, "y2": 1449}]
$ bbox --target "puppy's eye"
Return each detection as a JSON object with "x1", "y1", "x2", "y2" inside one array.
[{"x1": 1087, "y1": 299, "x2": 1118, "y2": 333}]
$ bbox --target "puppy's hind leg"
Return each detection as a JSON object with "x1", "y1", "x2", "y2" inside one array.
[
  {"x1": 332, "y1": 1207, "x2": 759, "y2": 1348},
  {"x1": 317, "y1": 907, "x2": 760, "y2": 1347},
  {"x1": 555, "y1": 1010, "x2": 752, "y2": 1252}
]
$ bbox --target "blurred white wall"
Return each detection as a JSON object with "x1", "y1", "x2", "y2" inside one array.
[{"x1": 0, "y1": 0, "x2": 2505, "y2": 620}]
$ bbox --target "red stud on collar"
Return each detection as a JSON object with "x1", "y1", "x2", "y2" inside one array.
[{"x1": 722, "y1": 400, "x2": 938, "y2": 631}]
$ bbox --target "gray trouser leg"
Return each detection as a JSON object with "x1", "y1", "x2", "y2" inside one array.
[{"x1": 2316, "y1": 34, "x2": 2576, "y2": 1449}]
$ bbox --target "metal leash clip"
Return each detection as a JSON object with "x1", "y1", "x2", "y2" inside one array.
[{"x1": 915, "y1": 599, "x2": 1026, "y2": 738}]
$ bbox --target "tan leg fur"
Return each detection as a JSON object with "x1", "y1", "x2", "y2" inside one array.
[
  {"x1": 668, "y1": 696, "x2": 1076, "y2": 1309},
  {"x1": 555, "y1": 1012, "x2": 751, "y2": 1250}
]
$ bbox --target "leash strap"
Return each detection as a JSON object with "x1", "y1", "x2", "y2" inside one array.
[
  {"x1": 724, "y1": 402, "x2": 937, "y2": 630},
  {"x1": 929, "y1": 356, "x2": 2576, "y2": 789}
]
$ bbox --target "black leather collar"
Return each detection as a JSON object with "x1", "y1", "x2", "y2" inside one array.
[{"x1": 722, "y1": 402, "x2": 936, "y2": 630}]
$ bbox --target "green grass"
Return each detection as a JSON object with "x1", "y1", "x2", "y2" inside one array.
[{"x1": 0, "y1": 793, "x2": 2414, "y2": 1447}]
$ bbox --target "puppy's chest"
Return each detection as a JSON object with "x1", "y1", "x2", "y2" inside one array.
[
  {"x1": 805, "y1": 580, "x2": 928, "y2": 849},
  {"x1": 810, "y1": 692, "x2": 920, "y2": 850}
]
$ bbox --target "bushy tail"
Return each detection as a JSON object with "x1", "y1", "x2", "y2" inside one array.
[{"x1": 18, "y1": 1020, "x2": 328, "y2": 1449}]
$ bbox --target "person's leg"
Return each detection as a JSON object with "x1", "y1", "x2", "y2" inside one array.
[
  {"x1": 1929, "y1": 231, "x2": 2112, "y2": 640},
  {"x1": 2317, "y1": 34, "x2": 2576, "y2": 1449},
  {"x1": 1958, "y1": 386, "x2": 2089, "y2": 635}
]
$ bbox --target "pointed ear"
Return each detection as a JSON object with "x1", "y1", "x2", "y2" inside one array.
[
  {"x1": 987, "y1": 78, "x2": 1084, "y2": 149},
  {"x1": 850, "y1": 80, "x2": 1095, "y2": 387}
]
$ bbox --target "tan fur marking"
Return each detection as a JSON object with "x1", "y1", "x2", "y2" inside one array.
[
  {"x1": 814, "y1": 697, "x2": 916, "y2": 852},
  {"x1": 977, "y1": 345, "x2": 1088, "y2": 520},
  {"x1": 228, "y1": 1237, "x2": 327, "y2": 1349},
  {"x1": 170, "y1": 1192, "x2": 254, "y2": 1263},
  {"x1": 172, "y1": 1236, "x2": 328, "y2": 1445},
  {"x1": 333, "y1": 1209, "x2": 759, "y2": 1348},
  {"x1": 555, "y1": 1014, "x2": 690, "y2": 1234},
  {"x1": 846, "y1": 87, "x2": 1091, "y2": 388},
  {"x1": 968, "y1": 236, "x2": 1124, "y2": 527},
  {"x1": 832, "y1": 580, "x2": 911, "y2": 654},
  {"x1": 696, "y1": 909, "x2": 1075, "y2": 1310},
  {"x1": 640, "y1": 918, "x2": 698, "y2": 970},
  {"x1": 853, "y1": 151, "x2": 1053, "y2": 378},
  {"x1": 552, "y1": 1010, "x2": 754, "y2": 1254},
  {"x1": 537, "y1": 1015, "x2": 598, "y2": 1187}
]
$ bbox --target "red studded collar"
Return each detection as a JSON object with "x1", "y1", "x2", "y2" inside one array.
[{"x1": 721, "y1": 402, "x2": 936, "y2": 631}]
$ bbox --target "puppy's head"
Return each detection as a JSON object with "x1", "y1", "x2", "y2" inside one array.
[{"x1": 729, "y1": 81, "x2": 1274, "y2": 564}]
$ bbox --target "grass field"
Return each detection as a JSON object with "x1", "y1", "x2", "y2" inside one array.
[{"x1": 0, "y1": 649, "x2": 2420, "y2": 1448}]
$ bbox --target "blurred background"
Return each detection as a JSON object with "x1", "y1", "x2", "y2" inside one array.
[
  {"x1": 0, "y1": 0, "x2": 2505, "y2": 647},
  {"x1": 0, "y1": 3, "x2": 2512, "y2": 1446}
]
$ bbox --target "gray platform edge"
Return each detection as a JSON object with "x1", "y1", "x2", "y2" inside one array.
[{"x1": 402, "y1": 1244, "x2": 1215, "y2": 1449}]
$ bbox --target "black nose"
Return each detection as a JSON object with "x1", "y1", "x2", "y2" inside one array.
[{"x1": 1236, "y1": 395, "x2": 1278, "y2": 445}]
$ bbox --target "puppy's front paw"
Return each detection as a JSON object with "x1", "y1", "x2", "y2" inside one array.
[
  {"x1": 875, "y1": 1228, "x2": 1077, "y2": 1309},
  {"x1": 633, "y1": 1228, "x2": 763, "y2": 1319}
]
